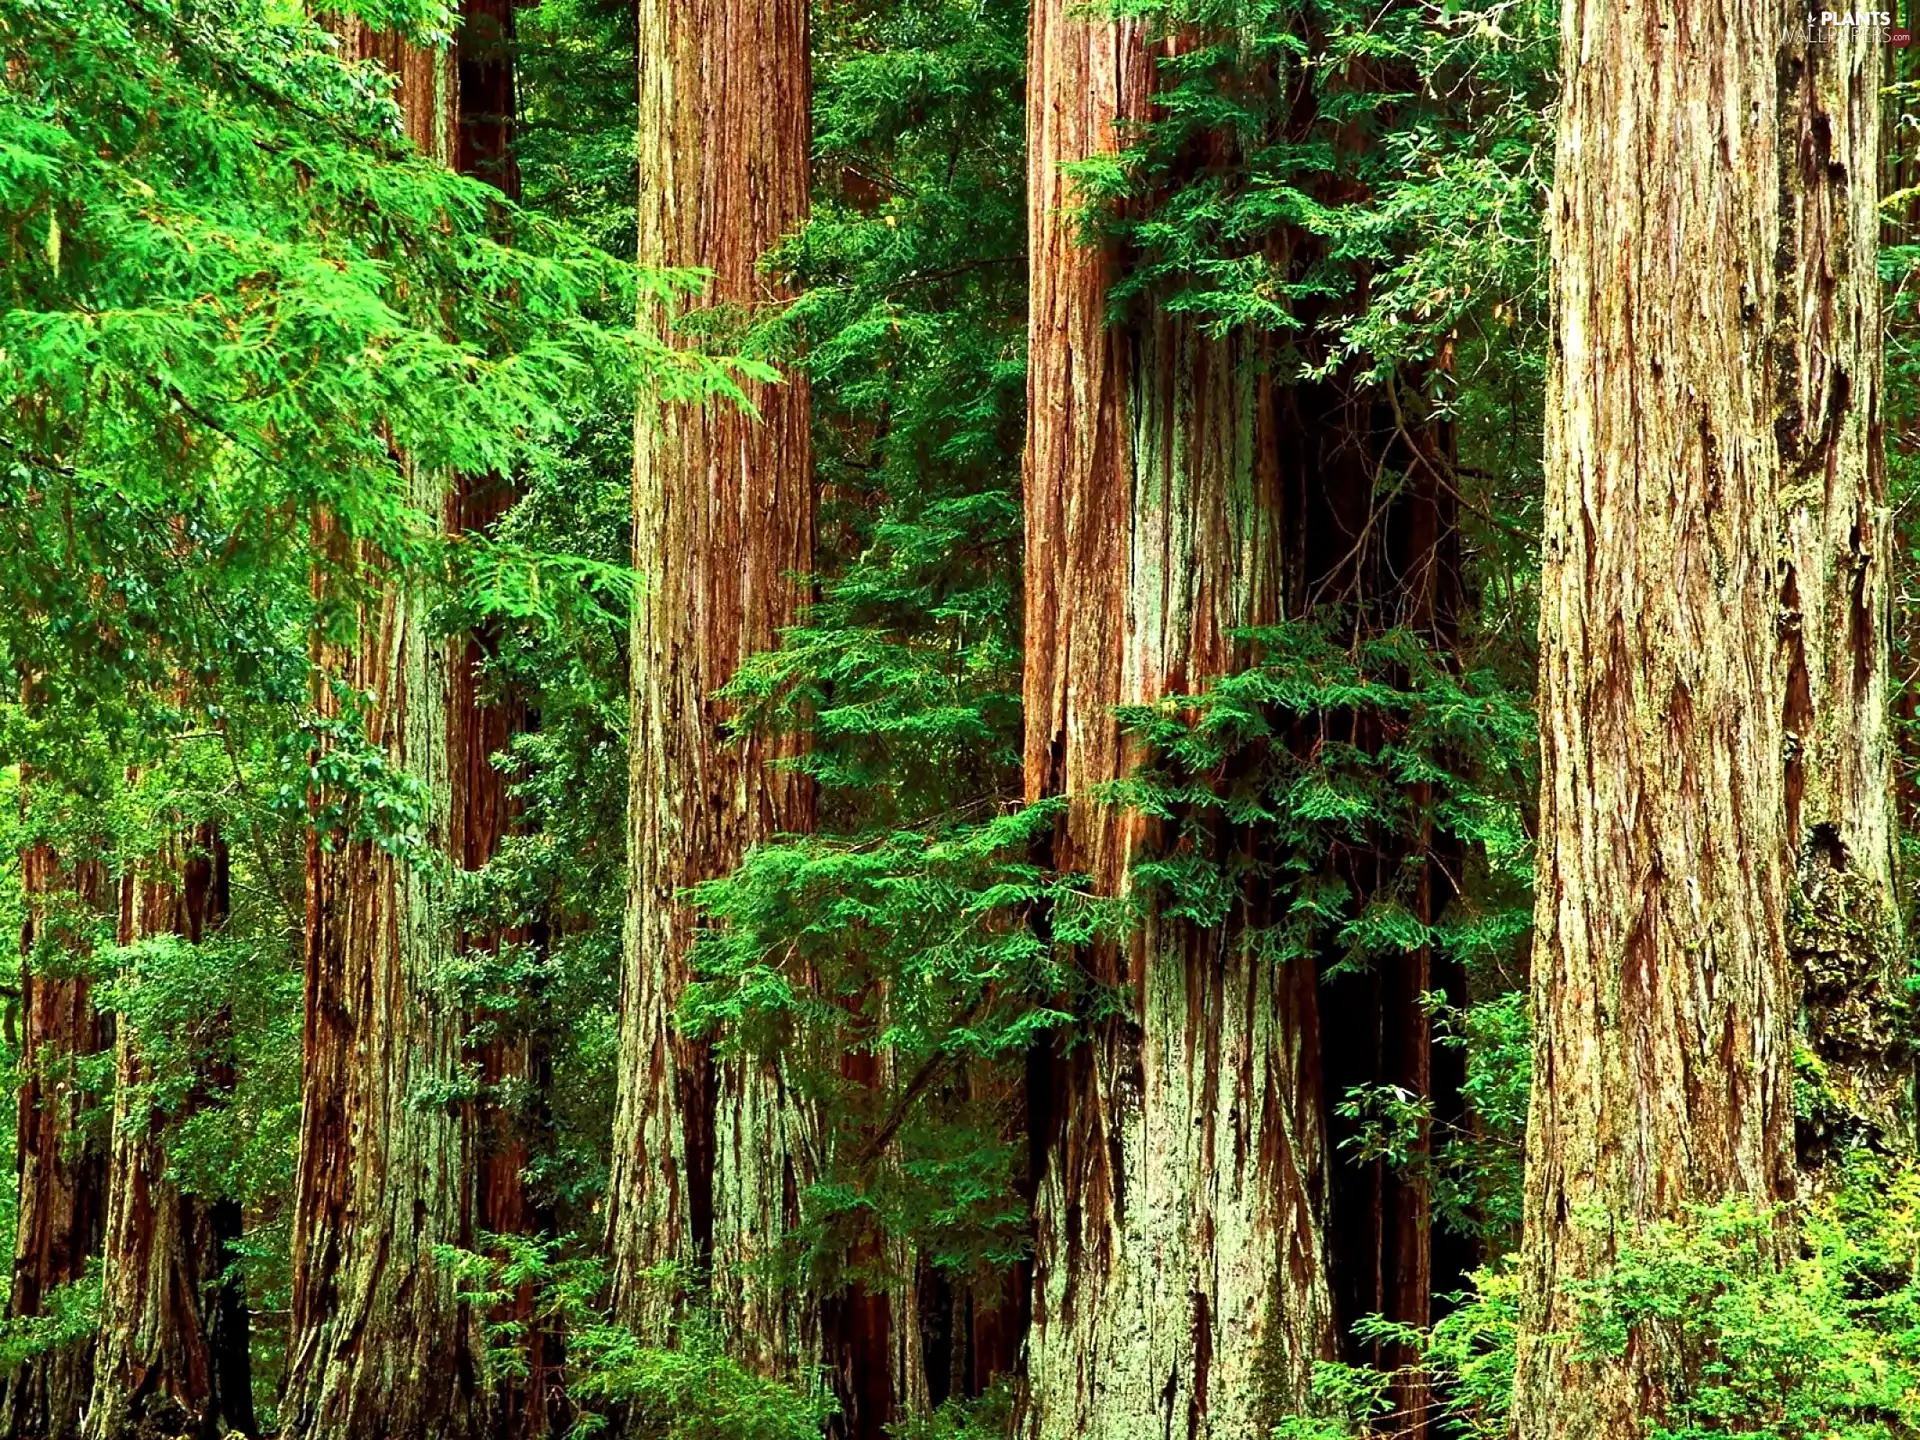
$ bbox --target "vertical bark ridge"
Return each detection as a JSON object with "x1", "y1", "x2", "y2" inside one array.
[
  {"x1": 1515, "y1": 3, "x2": 1797, "y2": 1435},
  {"x1": 449, "y1": 463, "x2": 548, "y2": 1433},
  {"x1": 603, "y1": 0, "x2": 815, "y2": 1370},
  {"x1": 3, "y1": 842, "x2": 112, "y2": 1440},
  {"x1": 1020, "y1": 13, "x2": 1336, "y2": 1437},
  {"x1": 87, "y1": 826, "x2": 255, "y2": 1440},
  {"x1": 450, "y1": 5, "x2": 558, "y2": 1427},
  {"x1": 1776, "y1": 20, "x2": 1907, "y2": 1168},
  {"x1": 285, "y1": 30, "x2": 490, "y2": 1440},
  {"x1": 286, "y1": 467, "x2": 489, "y2": 1440}
]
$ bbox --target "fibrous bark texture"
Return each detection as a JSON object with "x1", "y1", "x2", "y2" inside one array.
[
  {"x1": 603, "y1": 0, "x2": 815, "y2": 1369},
  {"x1": 3, "y1": 844, "x2": 111, "y2": 1440},
  {"x1": 334, "y1": 28, "x2": 457, "y2": 158},
  {"x1": 284, "y1": 30, "x2": 490, "y2": 1440},
  {"x1": 1776, "y1": 22, "x2": 1907, "y2": 1167},
  {"x1": 87, "y1": 827, "x2": 254, "y2": 1440},
  {"x1": 1019, "y1": 11, "x2": 1335, "y2": 1436},
  {"x1": 1514, "y1": 3, "x2": 1797, "y2": 1436},
  {"x1": 286, "y1": 475, "x2": 490, "y2": 1440}
]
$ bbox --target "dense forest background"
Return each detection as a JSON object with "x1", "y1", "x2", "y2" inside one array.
[{"x1": 2, "y1": 0, "x2": 1918, "y2": 1437}]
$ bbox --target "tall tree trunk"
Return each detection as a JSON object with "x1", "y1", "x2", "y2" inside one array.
[
  {"x1": 2, "y1": 842, "x2": 111, "y2": 1440},
  {"x1": 456, "y1": 0, "x2": 519, "y2": 197},
  {"x1": 1018, "y1": 13, "x2": 1335, "y2": 1437},
  {"x1": 86, "y1": 827, "x2": 255, "y2": 1440},
  {"x1": 453, "y1": 460, "x2": 548, "y2": 1435},
  {"x1": 1777, "y1": 20, "x2": 1907, "y2": 1169},
  {"x1": 1513, "y1": 4, "x2": 1797, "y2": 1436},
  {"x1": 283, "y1": 31, "x2": 491, "y2": 1440},
  {"x1": 286, "y1": 485, "x2": 488, "y2": 1440},
  {"x1": 603, "y1": 0, "x2": 815, "y2": 1371},
  {"x1": 450, "y1": 3, "x2": 559, "y2": 1428},
  {"x1": 820, "y1": 1041, "x2": 895, "y2": 1440}
]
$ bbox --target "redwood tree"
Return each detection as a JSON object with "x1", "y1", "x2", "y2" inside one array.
[
  {"x1": 2, "y1": 842, "x2": 111, "y2": 1440},
  {"x1": 450, "y1": 3, "x2": 557, "y2": 1427},
  {"x1": 602, "y1": 0, "x2": 815, "y2": 1370},
  {"x1": 1019, "y1": 10, "x2": 1336, "y2": 1435},
  {"x1": 1513, "y1": 3, "x2": 1798, "y2": 1434},
  {"x1": 282, "y1": 31, "x2": 491, "y2": 1440},
  {"x1": 85, "y1": 826, "x2": 254, "y2": 1440}
]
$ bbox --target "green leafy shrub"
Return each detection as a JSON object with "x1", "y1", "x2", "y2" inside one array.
[
  {"x1": 443, "y1": 1237, "x2": 836, "y2": 1439},
  {"x1": 886, "y1": 1384, "x2": 1015, "y2": 1440},
  {"x1": 0, "y1": 1266, "x2": 102, "y2": 1378},
  {"x1": 1572, "y1": 1201, "x2": 1918, "y2": 1439},
  {"x1": 1276, "y1": 1172, "x2": 1920, "y2": 1439}
]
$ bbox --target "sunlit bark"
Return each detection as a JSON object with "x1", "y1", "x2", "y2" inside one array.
[
  {"x1": 283, "y1": 31, "x2": 491, "y2": 1440},
  {"x1": 1019, "y1": 13, "x2": 1335, "y2": 1436},
  {"x1": 603, "y1": 0, "x2": 816, "y2": 1375},
  {"x1": 1514, "y1": 4, "x2": 1798, "y2": 1435}
]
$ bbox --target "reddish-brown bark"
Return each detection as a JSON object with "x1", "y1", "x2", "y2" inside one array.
[
  {"x1": 449, "y1": 6, "x2": 561, "y2": 1427},
  {"x1": 288, "y1": 17, "x2": 547, "y2": 1432},
  {"x1": 287, "y1": 514, "x2": 493, "y2": 1439},
  {"x1": 603, "y1": 0, "x2": 815, "y2": 1372},
  {"x1": 1019, "y1": 12, "x2": 1335, "y2": 1437},
  {"x1": 288, "y1": 525, "x2": 521, "y2": 1434},
  {"x1": 87, "y1": 827, "x2": 255, "y2": 1440},
  {"x1": 450, "y1": 461, "x2": 551, "y2": 1433},
  {"x1": 451, "y1": 467, "x2": 552, "y2": 1435},
  {"x1": 1016, "y1": 10, "x2": 1481, "y2": 1431},
  {"x1": 284, "y1": 29, "x2": 491, "y2": 1440},
  {"x1": 456, "y1": 0, "x2": 519, "y2": 198},
  {"x1": 2, "y1": 844, "x2": 112, "y2": 1440},
  {"x1": 1514, "y1": 4, "x2": 1798, "y2": 1435}
]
